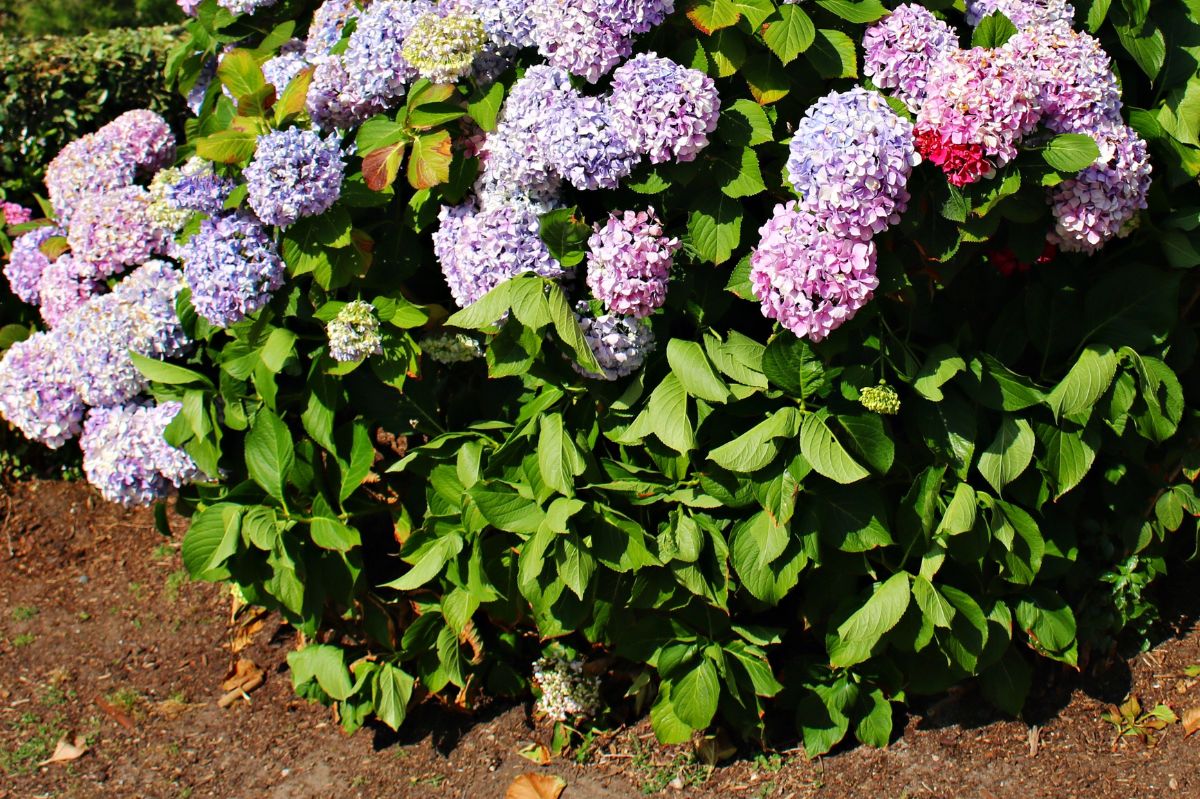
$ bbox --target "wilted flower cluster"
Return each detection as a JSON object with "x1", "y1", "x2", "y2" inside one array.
[
  {"x1": 327, "y1": 301, "x2": 384, "y2": 362},
  {"x1": 573, "y1": 305, "x2": 656, "y2": 381},
  {"x1": 177, "y1": 212, "x2": 286, "y2": 328},
  {"x1": 531, "y1": 657, "x2": 602, "y2": 722},
  {"x1": 422, "y1": 331, "x2": 485, "y2": 364},
  {"x1": 586, "y1": 208, "x2": 680, "y2": 318},
  {"x1": 81, "y1": 401, "x2": 202, "y2": 506},
  {"x1": 244, "y1": 128, "x2": 345, "y2": 228}
]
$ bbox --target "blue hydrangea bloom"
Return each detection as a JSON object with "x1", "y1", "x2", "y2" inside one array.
[
  {"x1": 178, "y1": 212, "x2": 286, "y2": 328},
  {"x1": 244, "y1": 128, "x2": 345, "y2": 228}
]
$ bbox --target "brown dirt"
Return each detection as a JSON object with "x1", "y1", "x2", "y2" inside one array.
[{"x1": 0, "y1": 479, "x2": 1198, "y2": 799}]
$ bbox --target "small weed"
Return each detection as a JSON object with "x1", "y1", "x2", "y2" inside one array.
[
  {"x1": 169, "y1": 690, "x2": 188, "y2": 704},
  {"x1": 78, "y1": 611, "x2": 92, "y2": 622},
  {"x1": 11, "y1": 606, "x2": 37, "y2": 621},
  {"x1": 630, "y1": 737, "x2": 709, "y2": 795},
  {"x1": 11, "y1": 633, "x2": 35, "y2": 648},
  {"x1": 0, "y1": 712, "x2": 67, "y2": 775},
  {"x1": 164, "y1": 569, "x2": 188, "y2": 603},
  {"x1": 152, "y1": 543, "x2": 174, "y2": 559},
  {"x1": 350, "y1": 775, "x2": 368, "y2": 788},
  {"x1": 42, "y1": 684, "x2": 74, "y2": 707},
  {"x1": 1101, "y1": 695, "x2": 1178, "y2": 746},
  {"x1": 105, "y1": 687, "x2": 142, "y2": 715},
  {"x1": 128, "y1": 581, "x2": 146, "y2": 600},
  {"x1": 179, "y1": 787, "x2": 194, "y2": 799},
  {"x1": 166, "y1": 741, "x2": 181, "y2": 756},
  {"x1": 409, "y1": 774, "x2": 446, "y2": 787}
]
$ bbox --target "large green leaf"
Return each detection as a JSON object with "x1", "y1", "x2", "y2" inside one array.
[
  {"x1": 976, "y1": 416, "x2": 1035, "y2": 494},
  {"x1": 245, "y1": 409, "x2": 295, "y2": 503},
  {"x1": 671, "y1": 659, "x2": 721, "y2": 729},
  {"x1": 829, "y1": 572, "x2": 911, "y2": 667},
  {"x1": 801, "y1": 410, "x2": 869, "y2": 484}
]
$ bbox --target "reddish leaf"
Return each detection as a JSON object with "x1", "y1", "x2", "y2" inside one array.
[
  {"x1": 363, "y1": 142, "x2": 407, "y2": 191},
  {"x1": 407, "y1": 130, "x2": 453, "y2": 190}
]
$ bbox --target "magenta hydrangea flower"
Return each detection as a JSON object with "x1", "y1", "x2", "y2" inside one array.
[
  {"x1": 750, "y1": 202, "x2": 879, "y2": 342},
  {"x1": 1049, "y1": 124, "x2": 1152, "y2": 254},
  {"x1": 4, "y1": 226, "x2": 64, "y2": 305},
  {"x1": 965, "y1": 0, "x2": 1076, "y2": 30},
  {"x1": 786, "y1": 88, "x2": 919, "y2": 241},
  {"x1": 67, "y1": 186, "x2": 170, "y2": 277},
  {"x1": 917, "y1": 47, "x2": 1041, "y2": 180},
  {"x1": 81, "y1": 402, "x2": 201, "y2": 507},
  {"x1": 433, "y1": 199, "x2": 567, "y2": 307},
  {"x1": 178, "y1": 212, "x2": 286, "y2": 328},
  {"x1": 1, "y1": 202, "x2": 32, "y2": 226},
  {"x1": 573, "y1": 304, "x2": 656, "y2": 381},
  {"x1": 0, "y1": 332, "x2": 85, "y2": 449},
  {"x1": 244, "y1": 128, "x2": 345, "y2": 228},
  {"x1": 862, "y1": 4, "x2": 958, "y2": 111},
  {"x1": 37, "y1": 254, "x2": 104, "y2": 329},
  {"x1": 586, "y1": 208, "x2": 680, "y2": 318},
  {"x1": 1004, "y1": 27, "x2": 1122, "y2": 135},
  {"x1": 608, "y1": 53, "x2": 720, "y2": 165}
]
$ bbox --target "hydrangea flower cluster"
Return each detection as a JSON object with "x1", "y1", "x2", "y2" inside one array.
[
  {"x1": 860, "y1": 383, "x2": 902, "y2": 415},
  {"x1": 964, "y1": 0, "x2": 1075, "y2": 29},
  {"x1": 422, "y1": 331, "x2": 485, "y2": 364},
  {"x1": 608, "y1": 54, "x2": 720, "y2": 165},
  {"x1": 306, "y1": 0, "x2": 362, "y2": 57},
  {"x1": 531, "y1": 657, "x2": 602, "y2": 722},
  {"x1": 81, "y1": 402, "x2": 202, "y2": 507},
  {"x1": 2, "y1": 202, "x2": 32, "y2": 225},
  {"x1": 67, "y1": 186, "x2": 170, "y2": 277},
  {"x1": 750, "y1": 201, "x2": 880, "y2": 343},
  {"x1": 37, "y1": 254, "x2": 103, "y2": 328},
  {"x1": 327, "y1": 301, "x2": 385, "y2": 363},
  {"x1": 4, "y1": 226, "x2": 64, "y2": 305},
  {"x1": 433, "y1": 200, "x2": 567, "y2": 307},
  {"x1": 1005, "y1": 26, "x2": 1122, "y2": 136},
  {"x1": 262, "y1": 40, "x2": 310, "y2": 91},
  {"x1": 586, "y1": 208, "x2": 680, "y2": 318},
  {"x1": 528, "y1": 0, "x2": 674, "y2": 83},
  {"x1": 861, "y1": 4, "x2": 958, "y2": 110},
  {"x1": 217, "y1": 0, "x2": 280, "y2": 15},
  {"x1": 401, "y1": 11, "x2": 488, "y2": 84},
  {"x1": 785, "y1": 88, "x2": 920, "y2": 241},
  {"x1": 244, "y1": 128, "x2": 345, "y2": 228},
  {"x1": 178, "y1": 212, "x2": 286, "y2": 328},
  {"x1": 573, "y1": 305, "x2": 656, "y2": 381},
  {"x1": 0, "y1": 332, "x2": 84, "y2": 449}
]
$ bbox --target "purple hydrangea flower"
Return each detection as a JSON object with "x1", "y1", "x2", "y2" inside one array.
[
  {"x1": 217, "y1": 0, "x2": 280, "y2": 15},
  {"x1": 178, "y1": 212, "x2": 286, "y2": 328},
  {"x1": 307, "y1": 0, "x2": 362, "y2": 57},
  {"x1": 45, "y1": 133, "x2": 137, "y2": 226},
  {"x1": 307, "y1": 55, "x2": 389, "y2": 131},
  {"x1": 586, "y1": 207, "x2": 680, "y2": 318},
  {"x1": 263, "y1": 39, "x2": 310, "y2": 90},
  {"x1": 1049, "y1": 123, "x2": 1152, "y2": 254},
  {"x1": 67, "y1": 186, "x2": 170, "y2": 277},
  {"x1": 750, "y1": 202, "x2": 879, "y2": 342},
  {"x1": 104, "y1": 110, "x2": 176, "y2": 175},
  {"x1": 442, "y1": 0, "x2": 537, "y2": 48},
  {"x1": 187, "y1": 59, "x2": 217, "y2": 116},
  {"x1": 433, "y1": 199, "x2": 567, "y2": 307},
  {"x1": 1004, "y1": 26, "x2": 1122, "y2": 135},
  {"x1": 178, "y1": 0, "x2": 202, "y2": 15},
  {"x1": 786, "y1": 88, "x2": 920, "y2": 241},
  {"x1": 343, "y1": 0, "x2": 433, "y2": 104},
  {"x1": 5, "y1": 226, "x2": 64, "y2": 305},
  {"x1": 327, "y1": 300, "x2": 384, "y2": 362},
  {"x1": 862, "y1": 4, "x2": 958, "y2": 111},
  {"x1": 1, "y1": 202, "x2": 32, "y2": 225},
  {"x1": 608, "y1": 53, "x2": 720, "y2": 164},
  {"x1": 543, "y1": 95, "x2": 639, "y2": 191},
  {"x1": 148, "y1": 158, "x2": 236, "y2": 233},
  {"x1": 0, "y1": 332, "x2": 85, "y2": 449},
  {"x1": 917, "y1": 46, "x2": 1041, "y2": 171},
  {"x1": 573, "y1": 304, "x2": 656, "y2": 381},
  {"x1": 965, "y1": 0, "x2": 1076, "y2": 30},
  {"x1": 81, "y1": 402, "x2": 201, "y2": 507},
  {"x1": 37, "y1": 254, "x2": 104, "y2": 329},
  {"x1": 529, "y1": 0, "x2": 674, "y2": 82},
  {"x1": 244, "y1": 128, "x2": 345, "y2": 228}
]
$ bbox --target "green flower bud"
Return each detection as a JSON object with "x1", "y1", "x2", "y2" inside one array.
[
  {"x1": 860, "y1": 382, "x2": 901, "y2": 415},
  {"x1": 401, "y1": 12, "x2": 487, "y2": 85}
]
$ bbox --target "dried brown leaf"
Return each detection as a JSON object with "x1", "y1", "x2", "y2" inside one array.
[
  {"x1": 221, "y1": 658, "x2": 264, "y2": 692},
  {"x1": 505, "y1": 773, "x2": 566, "y2": 799},
  {"x1": 38, "y1": 735, "x2": 87, "y2": 765},
  {"x1": 516, "y1": 742, "x2": 551, "y2": 765},
  {"x1": 1183, "y1": 705, "x2": 1200, "y2": 737}
]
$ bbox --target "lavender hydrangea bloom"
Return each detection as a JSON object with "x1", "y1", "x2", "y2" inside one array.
[
  {"x1": 750, "y1": 202, "x2": 879, "y2": 342},
  {"x1": 0, "y1": 332, "x2": 85, "y2": 449},
  {"x1": 81, "y1": 402, "x2": 201, "y2": 507},
  {"x1": 529, "y1": 0, "x2": 674, "y2": 82},
  {"x1": 5, "y1": 226, "x2": 63, "y2": 305},
  {"x1": 586, "y1": 208, "x2": 680, "y2": 318},
  {"x1": 68, "y1": 186, "x2": 170, "y2": 277},
  {"x1": 307, "y1": 55, "x2": 389, "y2": 131},
  {"x1": 343, "y1": 0, "x2": 433, "y2": 104},
  {"x1": 244, "y1": 128, "x2": 345, "y2": 228},
  {"x1": 307, "y1": 0, "x2": 362, "y2": 57},
  {"x1": 442, "y1": 0, "x2": 536, "y2": 47},
  {"x1": 786, "y1": 88, "x2": 920, "y2": 242},
  {"x1": 1004, "y1": 27, "x2": 1122, "y2": 135},
  {"x1": 104, "y1": 110, "x2": 176, "y2": 175},
  {"x1": 917, "y1": 47, "x2": 1041, "y2": 170},
  {"x1": 433, "y1": 200, "x2": 567, "y2": 307},
  {"x1": 573, "y1": 305, "x2": 656, "y2": 381},
  {"x1": 327, "y1": 300, "x2": 385, "y2": 362},
  {"x1": 60, "y1": 262, "x2": 191, "y2": 408},
  {"x1": 178, "y1": 212, "x2": 285, "y2": 328},
  {"x1": 402, "y1": 11, "x2": 488, "y2": 84},
  {"x1": 187, "y1": 60, "x2": 217, "y2": 116},
  {"x1": 862, "y1": 4, "x2": 958, "y2": 111},
  {"x1": 263, "y1": 40, "x2": 310, "y2": 90},
  {"x1": 177, "y1": 0, "x2": 202, "y2": 14},
  {"x1": 45, "y1": 133, "x2": 136, "y2": 225},
  {"x1": 217, "y1": 0, "x2": 280, "y2": 14},
  {"x1": 37, "y1": 255, "x2": 104, "y2": 329},
  {"x1": 1049, "y1": 124, "x2": 1152, "y2": 254},
  {"x1": 964, "y1": 0, "x2": 1075, "y2": 30},
  {"x1": 1, "y1": 202, "x2": 32, "y2": 225},
  {"x1": 543, "y1": 95, "x2": 639, "y2": 191},
  {"x1": 608, "y1": 54, "x2": 720, "y2": 164}
]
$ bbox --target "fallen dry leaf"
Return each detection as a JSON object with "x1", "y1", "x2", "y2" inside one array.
[
  {"x1": 38, "y1": 735, "x2": 88, "y2": 766},
  {"x1": 506, "y1": 773, "x2": 566, "y2": 799},
  {"x1": 230, "y1": 612, "x2": 267, "y2": 654},
  {"x1": 1183, "y1": 705, "x2": 1200, "y2": 737},
  {"x1": 516, "y1": 742, "x2": 552, "y2": 765},
  {"x1": 221, "y1": 658, "x2": 264, "y2": 692}
]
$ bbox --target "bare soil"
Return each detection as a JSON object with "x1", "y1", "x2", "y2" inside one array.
[{"x1": 0, "y1": 479, "x2": 1197, "y2": 799}]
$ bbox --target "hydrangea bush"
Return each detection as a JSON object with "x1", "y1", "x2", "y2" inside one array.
[{"x1": 3, "y1": 0, "x2": 1200, "y2": 755}]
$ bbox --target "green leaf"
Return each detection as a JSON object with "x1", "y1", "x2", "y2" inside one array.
[
  {"x1": 260, "y1": 327, "x2": 297, "y2": 373},
  {"x1": 650, "y1": 692, "x2": 695, "y2": 744},
  {"x1": 855, "y1": 688, "x2": 893, "y2": 748},
  {"x1": 647, "y1": 375, "x2": 696, "y2": 453},
  {"x1": 708, "y1": 408, "x2": 801, "y2": 472},
  {"x1": 717, "y1": 98, "x2": 775, "y2": 147},
  {"x1": 538, "y1": 413, "x2": 586, "y2": 496},
  {"x1": 976, "y1": 416, "x2": 1035, "y2": 494},
  {"x1": 217, "y1": 48, "x2": 266, "y2": 99},
  {"x1": 181, "y1": 504, "x2": 241, "y2": 579},
  {"x1": 310, "y1": 517, "x2": 361, "y2": 551},
  {"x1": 762, "y1": 5, "x2": 816, "y2": 65},
  {"x1": 539, "y1": 207, "x2": 592, "y2": 268},
  {"x1": 466, "y1": 80, "x2": 505, "y2": 131},
  {"x1": 762, "y1": 335, "x2": 824, "y2": 398},
  {"x1": 288, "y1": 644, "x2": 354, "y2": 701},
  {"x1": 815, "y1": 0, "x2": 888, "y2": 23},
  {"x1": 807, "y1": 29, "x2": 858, "y2": 79},
  {"x1": 801, "y1": 410, "x2": 870, "y2": 484},
  {"x1": 671, "y1": 659, "x2": 721, "y2": 729},
  {"x1": 1046, "y1": 344, "x2": 1119, "y2": 420},
  {"x1": 194, "y1": 129, "x2": 258, "y2": 165},
  {"x1": 546, "y1": 282, "x2": 605, "y2": 375},
  {"x1": 382, "y1": 535, "x2": 463, "y2": 591},
  {"x1": 407, "y1": 129, "x2": 453, "y2": 189},
  {"x1": 912, "y1": 576, "x2": 955, "y2": 629},
  {"x1": 372, "y1": 662, "x2": 415, "y2": 730},
  {"x1": 1116, "y1": 22, "x2": 1165, "y2": 79},
  {"x1": 130, "y1": 352, "x2": 212, "y2": 388},
  {"x1": 686, "y1": 0, "x2": 742, "y2": 33},
  {"x1": 713, "y1": 147, "x2": 767, "y2": 198},
  {"x1": 913, "y1": 345, "x2": 966, "y2": 402},
  {"x1": 1042, "y1": 134, "x2": 1101, "y2": 172},
  {"x1": 980, "y1": 647, "x2": 1031, "y2": 717},
  {"x1": 971, "y1": 12, "x2": 1018, "y2": 48},
  {"x1": 829, "y1": 572, "x2": 911, "y2": 668},
  {"x1": 1037, "y1": 423, "x2": 1099, "y2": 500},
  {"x1": 245, "y1": 409, "x2": 295, "y2": 503},
  {"x1": 837, "y1": 412, "x2": 895, "y2": 475},
  {"x1": 817, "y1": 485, "x2": 893, "y2": 552},
  {"x1": 469, "y1": 484, "x2": 545, "y2": 533},
  {"x1": 667, "y1": 339, "x2": 731, "y2": 403},
  {"x1": 688, "y1": 194, "x2": 743, "y2": 264}
]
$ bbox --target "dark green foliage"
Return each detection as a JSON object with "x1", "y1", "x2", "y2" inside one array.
[{"x1": 0, "y1": 0, "x2": 183, "y2": 37}]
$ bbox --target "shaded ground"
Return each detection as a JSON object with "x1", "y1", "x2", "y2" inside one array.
[{"x1": 0, "y1": 480, "x2": 1197, "y2": 799}]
